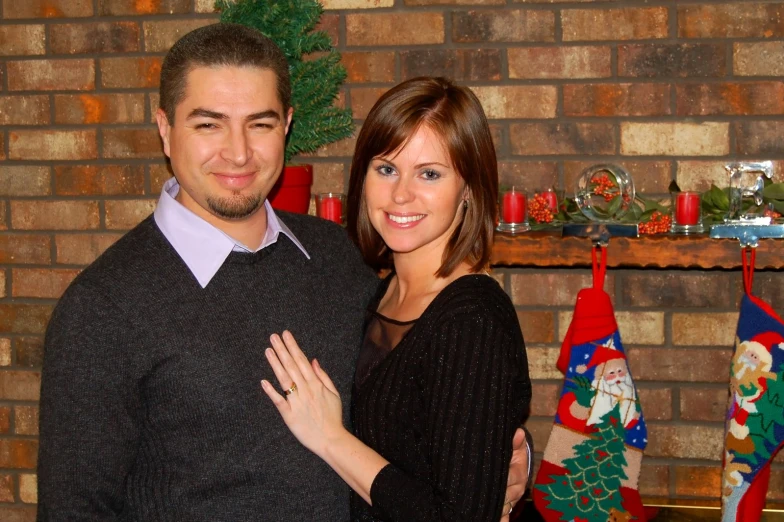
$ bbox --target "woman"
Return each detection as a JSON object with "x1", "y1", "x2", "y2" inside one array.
[{"x1": 261, "y1": 77, "x2": 531, "y2": 521}]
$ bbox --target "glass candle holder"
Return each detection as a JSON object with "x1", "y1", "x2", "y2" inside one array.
[
  {"x1": 670, "y1": 191, "x2": 705, "y2": 234},
  {"x1": 316, "y1": 193, "x2": 345, "y2": 225},
  {"x1": 496, "y1": 187, "x2": 530, "y2": 234}
]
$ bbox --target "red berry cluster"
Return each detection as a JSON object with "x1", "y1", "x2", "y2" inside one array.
[
  {"x1": 764, "y1": 208, "x2": 782, "y2": 219},
  {"x1": 638, "y1": 211, "x2": 671, "y2": 235},
  {"x1": 591, "y1": 174, "x2": 617, "y2": 202},
  {"x1": 530, "y1": 193, "x2": 555, "y2": 223}
]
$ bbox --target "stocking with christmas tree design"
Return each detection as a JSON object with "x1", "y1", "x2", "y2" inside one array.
[
  {"x1": 722, "y1": 248, "x2": 784, "y2": 522},
  {"x1": 533, "y1": 246, "x2": 647, "y2": 522}
]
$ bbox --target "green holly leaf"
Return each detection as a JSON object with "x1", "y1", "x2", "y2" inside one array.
[{"x1": 763, "y1": 183, "x2": 784, "y2": 200}]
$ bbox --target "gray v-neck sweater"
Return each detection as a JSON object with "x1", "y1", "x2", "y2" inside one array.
[{"x1": 37, "y1": 212, "x2": 379, "y2": 521}]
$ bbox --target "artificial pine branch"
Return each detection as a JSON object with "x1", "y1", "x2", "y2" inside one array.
[{"x1": 218, "y1": 0, "x2": 355, "y2": 164}]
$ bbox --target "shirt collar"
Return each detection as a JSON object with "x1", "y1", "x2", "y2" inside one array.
[{"x1": 153, "y1": 177, "x2": 310, "y2": 288}]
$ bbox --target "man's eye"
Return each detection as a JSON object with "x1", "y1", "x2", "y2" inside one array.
[
  {"x1": 195, "y1": 123, "x2": 217, "y2": 129},
  {"x1": 252, "y1": 123, "x2": 273, "y2": 129}
]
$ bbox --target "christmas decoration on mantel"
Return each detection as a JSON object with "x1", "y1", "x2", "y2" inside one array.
[{"x1": 504, "y1": 161, "x2": 784, "y2": 236}]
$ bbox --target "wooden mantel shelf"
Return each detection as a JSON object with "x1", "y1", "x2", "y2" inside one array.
[{"x1": 491, "y1": 232, "x2": 784, "y2": 269}]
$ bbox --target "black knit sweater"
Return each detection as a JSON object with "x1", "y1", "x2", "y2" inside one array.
[
  {"x1": 37, "y1": 213, "x2": 379, "y2": 521},
  {"x1": 350, "y1": 275, "x2": 531, "y2": 521}
]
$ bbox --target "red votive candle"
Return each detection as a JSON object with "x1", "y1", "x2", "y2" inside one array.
[
  {"x1": 542, "y1": 189, "x2": 558, "y2": 212},
  {"x1": 502, "y1": 191, "x2": 526, "y2": 224},
  {"x1": 675, "y1": 192, "x2": 701, "y2": 226},
  {"x1": 317, "y1": 194, "x2": 344, "y2": 225}
]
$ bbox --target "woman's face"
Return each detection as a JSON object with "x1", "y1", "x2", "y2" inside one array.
[{"x1": 363, "y1": 125, "x2": 467, "y2": 260}]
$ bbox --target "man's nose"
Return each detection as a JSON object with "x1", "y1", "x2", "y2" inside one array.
[{"x1": 222, "y1": 127, "x2": 250, "y2": 165}]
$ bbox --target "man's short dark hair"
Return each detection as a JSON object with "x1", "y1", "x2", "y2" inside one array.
[{"x1": 159, "y1": 23, "x2": 291, "y2": 125}]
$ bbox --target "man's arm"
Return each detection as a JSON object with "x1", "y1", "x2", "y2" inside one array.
[
  {"x1": 37, "y1": 282, "x2": 140, "y2": 521},
  {"x1": 501, "y1": 427, "x2": 533, "y2": 522}
]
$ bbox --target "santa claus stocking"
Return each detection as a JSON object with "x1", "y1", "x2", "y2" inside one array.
[
  {"x1": 533, "y1": 246, "x2": 647, "y2": 522},
  {"x1": 722, "y1": 248, "x2": 784, "y2": 522}
]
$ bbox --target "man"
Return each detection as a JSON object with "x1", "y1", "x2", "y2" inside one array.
[{"x1": 37, "y1": 23, "x2": 527, "y2": 520}]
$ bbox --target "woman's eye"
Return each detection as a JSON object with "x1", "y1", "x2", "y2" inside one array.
[
  {"x1": 376, "y1": 165, "x2": 395, "y2": 176},
  {"x1": 421, "y1": 169, "x2": 441, "y2": 181}
]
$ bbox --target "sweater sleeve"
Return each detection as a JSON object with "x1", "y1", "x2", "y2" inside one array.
[
  {"x1": 368, "y1": 302, "x2": 531, "y2": 521},
  {"x1": 37, "y1": 282, "x2": 141, "y2": 521}
]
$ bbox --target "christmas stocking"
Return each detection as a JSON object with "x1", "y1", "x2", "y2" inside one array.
[
  {"x1": 533, "y1": 246, "x2": 647, "y2": 522},
  {"x1": 722, "y1": 248, "x2": 784, "y2": 522}
]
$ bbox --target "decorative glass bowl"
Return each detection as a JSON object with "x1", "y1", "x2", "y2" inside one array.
[{"x1": 574, "y1": 164, "x2": 635, "y2": 222}]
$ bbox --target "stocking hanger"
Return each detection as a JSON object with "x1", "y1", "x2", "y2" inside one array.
[
  {"x1": 562, "y1": 223, "x2": 639, "y2": 247},
  {"x1": 709, "y1": 224, "x2": 784, "y2": 248}
]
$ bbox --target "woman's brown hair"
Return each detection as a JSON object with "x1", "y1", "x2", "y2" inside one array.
[{"x1": 346, "y1": 77, "x2": 498, "y2": 277}]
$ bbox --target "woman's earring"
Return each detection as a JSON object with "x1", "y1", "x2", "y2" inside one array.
[{"x1": 463, "y1": 200, "x2": 468, "y2": 210}]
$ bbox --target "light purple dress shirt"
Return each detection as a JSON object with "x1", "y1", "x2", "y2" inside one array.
[{"x1": 153, "y1": 177, "x2": 310, "y2": 288}]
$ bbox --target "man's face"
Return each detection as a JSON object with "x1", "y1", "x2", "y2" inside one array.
[
  {"x1": 156, "y1": 65, "x2": 292, "y2": 225},
  {"x1": 602, "y1": 359, "x2": 628, "y2": 385}
]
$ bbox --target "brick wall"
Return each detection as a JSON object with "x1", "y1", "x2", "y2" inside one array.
[{"x1": 1, "y1": 0, "x2": 783, "y2": 517}]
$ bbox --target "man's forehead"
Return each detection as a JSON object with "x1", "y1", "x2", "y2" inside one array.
[{"x1": 176, "y1": 65, "x2": 284, "y2": 116}]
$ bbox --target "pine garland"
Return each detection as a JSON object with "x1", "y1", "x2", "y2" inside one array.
[{"x1": 218, "y1": 0, "x2": 355, "y2": 164}]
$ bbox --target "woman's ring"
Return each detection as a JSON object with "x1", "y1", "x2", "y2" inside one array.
[{"x1": 283, "y1": 383, "x2": 298, "y2": 396}]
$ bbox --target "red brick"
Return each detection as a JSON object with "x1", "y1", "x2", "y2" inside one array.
[
  {"x1": 627, "y1": 347, "x2": 732, "y2": 383},
  {"x1": 0, "y1": 473, "x2": 12, "y2": 502},
  {"x1": 498, "y1": 162, "x2": 559, "y2": 193},
  {"x1": 311, "y1": 163, "x2": 346, "y2": 195},
  {"x1": 618, "y1": 43, "x2": 726, "y2": 78},
  {"x1": 678, "y1": 3, "x2": 784, "y2": 39},
  {"x1": 349, "y1": 88, "x2": 389, "y2": 120},
  {"x1": 565, "y1": 83, "x2": 669, "y2": 117},
  {"x1": 10, "y1": 201, "x2": 100, "y2": 230},
  {"x1": 322, "y1": 0, "x2": 392, "y2": 8},
  {"x1": 56, "y1": 165, "x2": 145, "y2": 196},
  {"x1": 12, "y1": 268, "x2": 81, "y2": 299},
  {"x1": 509, "y1": 123, "x2": 615, "y2": 155},
  {"x1": 0, "y1": 203, "x2": 6, "y2": 230},
  {"x1": 8, "y1": 130, "x2": 97, "y2": 161},
  {"x1": 143, "y1": 19, "x2": 214, "y2": 53},
  {"x1": 55, "y1": 93, "x2": 145, "y2": 125},
  {"x1": 680, "y1": 387, "x2": 729, "y2": 422},
  {"x1": 7, "y1": 59, "x2": 94, "y2": 91},
  {"x1": 401, "y1": 49, "x2": 500, "y2": 82},
  {"x1": 0, "y1": 272, "x2": 5, "y2": 299},
  {"x1": 674, "y1": 465, "x2": 721, "y2": 497},
  {"x1": 637, "y1": 387, "x2": 671, "y2": 421},
  {"x1": 562, "y1": 7, "x2": 668, "y2": 41},
  {"x1": 50, "y1": 22, "x2": 139, "y2": 54},
  {"x1": 516, "y1": 310, "x2": 555, "y2": 344},
  {"x1": 672, "y1": 312, "x2": 737, "y2": 346},
  {"x1": 511, "y1": 271, "x2": 613, "y2": 306},
  {"x1": 452, "y1": 9, "x2": 554, "y2": 43},
  {"x1": 307, "y1": 126, "x2": 359, "y2": 158},
  {"x1": 0, "y1": 439, "x2": 38, "y2": 468},
  {"x1": 18, "y1": 474, "x2": 35, "y2": 504},
  {"x1": 315, "y1": 13, "x2": 339, "y2": 46},
  {"x1": 526, "y1": 347, "x2": 560, "y2": 380},
  {"x1": 342, "y1": 52, "x2": 395, "y2": 83},
  {"x1": 620, "y1": 272, "x2": 733, "y2": 308},
  {"x1": 529, "y1": 382, "x2": 559, "y2": 417},
  {"x1": 103, "y1": 128, "x2": 163, "y2": 159},
  {"x1": 639, "y1": 464, "x2": 669, "y2": 497},
  {"x1": 646, "y1": 424, "x2": 723, "y2": 460},
  {"x1": 564, "y1": 160, "x2": 671, "y2": 195},
  {"x1": 0, "y1": 95, "x2": 49, "y2": 125},
  {"x1": 0, "y1": 407, "x2": 8, "y2": 433},
  {"x1": 0, "y1": 166, "x2": 51, "y2": 196},
  {"x1": 677, "y1": 82, "x2": 784, "y2": 116},
  {"x1": 148, "y1": 93, "x2": 160, "y2": 123},
  {"x1": 475, "y1": 86, "x2": 556, "y2": 119},
  {"x1": 150, "y1": 164, "x2": 174, "y2": 193},
  {"x1": 735, "y1": 121, "x2": 784, "y2": 156},
  {"x1": 346, "y1": 13, "x2": 444, "y2": 46},
  {"x1": 14, "y1": 406, "x2": 38, "y2": 436},
  {"x1": 195, "y1": 0, "x2": 218, "y2": 11},
  {"x1": 0, "y1": 235, "x2": 51, "y2": 264},
  {"x1": 0, "y1": 506, "x2": 36, "y2": 522},
  {"x1": 0, "y1": 25, "x2": 46, "y2": 56},
  {"x1": 734, "y1": 42, "x2": 784, "y2": 76},
  {"x1": 98, "y1": 0, "x2": 191, "y2": 15},
  {"x1": 0, "y1": 371, "x2": 41, "y2": 400},
  {"x1": 100, "y1": 57, "x2": 162, "y2": 89},
  {"x1": 0, "y1": 339, "x2": 9, "y2": 366},
  {"x1": 2, "y1": 0, "x2": 92, "y2": 18},
  {"x1": 105, "y1": 200, "x2": 157, "y2": 230},
  {"x1": 508, "y1": 46, "x2": 610, "y2": 79},
  {"x1": 15, "y1": 337, "x2": 43, "y2": 368},
  {"x1": 408, "y1": 0, "x2": 503, "y2": 4}
]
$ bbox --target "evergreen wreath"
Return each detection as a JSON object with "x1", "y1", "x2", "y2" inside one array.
[{"x1": 218, "y1": 0, "x2": 354, "y2": 164}]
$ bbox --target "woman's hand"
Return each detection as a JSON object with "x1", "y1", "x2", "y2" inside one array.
[{"x1": 261, "y1": 330, "x2": 348, "y2": 458}]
